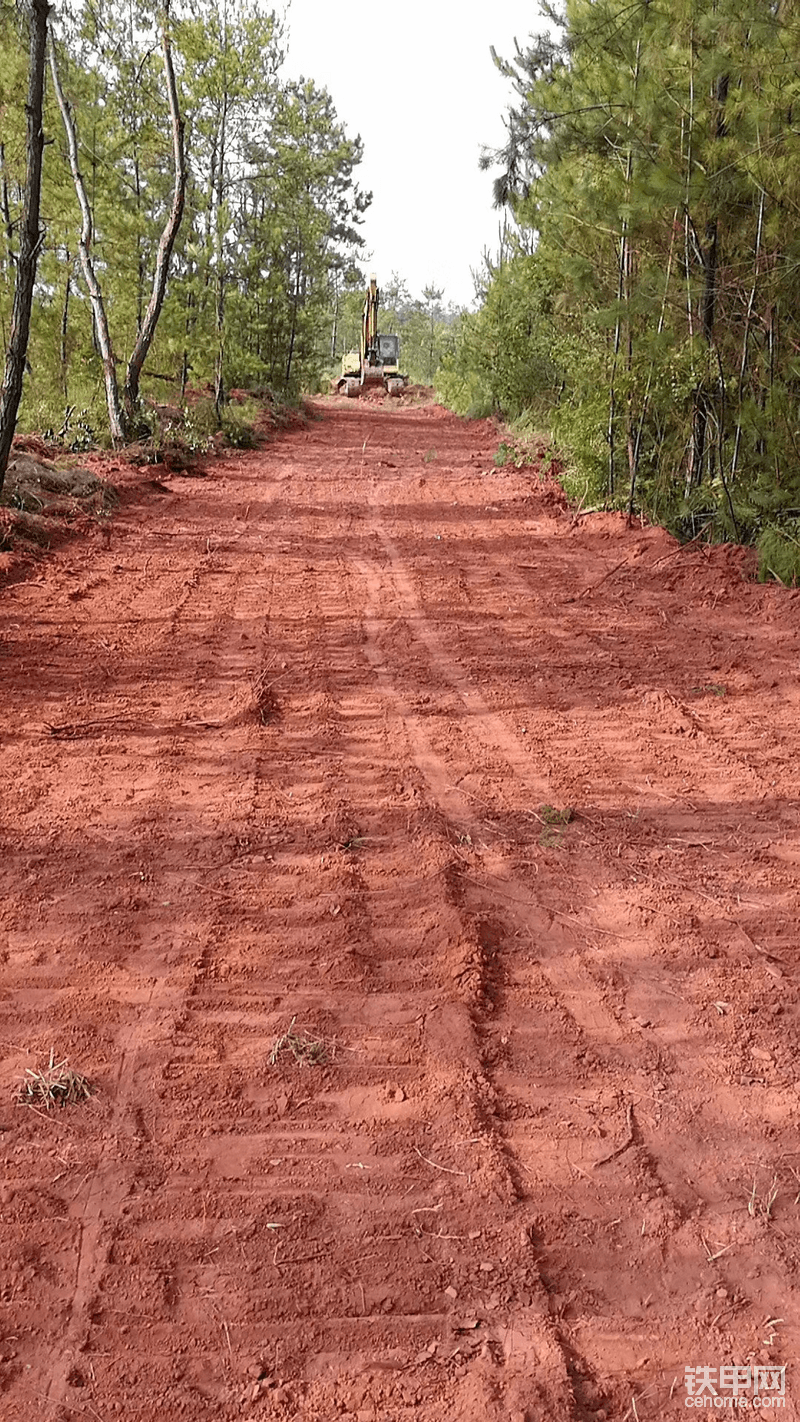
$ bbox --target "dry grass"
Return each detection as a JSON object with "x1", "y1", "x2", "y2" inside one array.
[
  {"x1": 251, "y1": 665, "x2": 283, "y2": 725},
  {"x1": 268, "y1": 1017, "x2": 329, "y2": 1067},
  {"x1": 18, "y1": 1050, "x2": 92, "y2": 1110},
  {"x1": 748, "y1": 1173, "x2": 779, "y2": 1220}
]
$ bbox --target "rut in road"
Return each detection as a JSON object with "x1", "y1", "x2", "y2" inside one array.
[{"x1": 1, "y1": 395, "x2": 800, "y2": 1422}]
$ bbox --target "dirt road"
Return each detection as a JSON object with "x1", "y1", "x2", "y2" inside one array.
[{"x1": 1, "y1": 395, "x2": 800, "y2": 1421}]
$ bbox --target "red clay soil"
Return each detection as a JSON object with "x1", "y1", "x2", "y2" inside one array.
[{"x1": 1, "y1": 394, "x2": 800, "y2": 1422}]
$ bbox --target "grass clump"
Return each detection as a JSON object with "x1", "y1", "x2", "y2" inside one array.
[
  {"x1": 690, "y1": 682, "x2": 727, "y2": 697},
  {"x1": 18, "y1": 1050, "x2": 92, "y2": 1110},
  {"x1": 537, "y1": 804, "x2": 574, "y2": 850},
  {"x1": 269, "y1": 1017, "x2": 329, "y2": 1067},
  {"x1": 539, "y1": 805, "x2": 573, "y2": 826},
  {"x1": 251, "y1": 666, "x2": 281, "y2": 725}
]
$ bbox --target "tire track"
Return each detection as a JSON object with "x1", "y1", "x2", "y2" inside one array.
[{"x1": 3, "y1": 403, "x2": 800, "y2": 1420}]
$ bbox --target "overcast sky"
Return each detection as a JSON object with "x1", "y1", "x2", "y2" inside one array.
[{"x1": 281, "y1": 1, "x2": 547, "y2": 310}]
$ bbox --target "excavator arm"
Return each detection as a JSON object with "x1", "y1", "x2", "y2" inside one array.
[{"x1": 361, "y1": 276, "x2": 379, "y2": 366}]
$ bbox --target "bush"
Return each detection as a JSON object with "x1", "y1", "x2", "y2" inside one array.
[
  {"x1": 221, "y1": 408, "x2": 260, "y2": 448},
  {"x1": 435, "y1": 364, "x2": 494, "y2": 419},
  {"x1": 756, "y1": 522, "x2": 800, "y2": 585}
]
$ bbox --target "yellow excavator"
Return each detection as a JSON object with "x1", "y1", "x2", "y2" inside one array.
[{"x1": 337, "y1": 276, "x2": 408, "y2": 397}]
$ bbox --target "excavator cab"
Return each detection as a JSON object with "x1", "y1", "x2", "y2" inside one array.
[{"x1": 377, "y1": 334, "x2": 400, "y2": 364}]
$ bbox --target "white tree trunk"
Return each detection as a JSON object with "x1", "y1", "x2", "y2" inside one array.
[
  {"x1": 49, "y1": 34, "x2": 127, "y2": 445},
  {"x1": 124, "y1": 0, "x2": 186, "y2": 418}
]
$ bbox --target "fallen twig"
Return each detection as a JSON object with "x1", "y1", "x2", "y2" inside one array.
[
  {"x1": 45, "y1": 716, "x2": 133, "y2": 739},
  {"x1": 414, "y1": 1146, "x2": 469, "y2": 1178},
  {"x1": 593, "y1": 1101, "x2": 636, "y2": 1168},
  {"x1": 571, "y1": 554, "x2": 638, "y2": 602}
]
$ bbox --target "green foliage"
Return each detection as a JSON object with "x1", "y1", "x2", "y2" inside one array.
[
  {"x1": 493, "y1": 442, "x2": 516, "y2": 468},
  {"x1": 440, "y1": 0, "x2": 800, "y2": 559},
  {"x1": 492, "y1": 438, "x2": 539, "y2": 469},
  {"x1": 221, "y1": 402, "x2": 261, "y2": 449},
  {"x1": 169, "y1": 396, "x2": 260, "y2": 452},
  {"x1": 3, "y1": 0, "x2": 370, "y2": 444},
  {"x1": 436, "y1": 251, "x2": 562, "y2": 420},
  {"x1": 756, "y1": 523, "x2": 800, "y2": 586}
]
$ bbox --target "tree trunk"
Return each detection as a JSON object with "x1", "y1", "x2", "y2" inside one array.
[
  {"x1": 213, "y1": 124, "x2": 228, "y2": 420},
  {"x1": 330, "y1": 281, "x2": 339, "y2": 361},
  {"x1": 60, "y1": 253, "x2": 71, "y2": 400},
  {"x1": 0, "y1": 140, "x2": 14, "y2": 277},
  {"x1": 123, "y1": 0, "x2": 186, "y2": 421},
  {"x1": 49, "y1": 34, "x2": 127, "y2": 445},
  {"x1": 730, "y1": 191, "x2": 765, "y2": 484},
  {"x1": 609, "y1": 32, "x2": 641, "y2": 502},
  {"x1": 212, "y1": 7, "x2": 229, "y2": 422},
  {"x1": 0, "y1": 0, "x2": 50, "y2": 492},
  {"x1": 134, "y1": 153, "x2": 144, "y2": 335},
  {"x1": 284, "y1": 249, "x2": 302, "y2": 389},
  {"x1": 689, "y1": 72, "x2": 729, "y2": 488},
  {"x1": 628, "y1": 209, "x2": 679, "y2": 518}
]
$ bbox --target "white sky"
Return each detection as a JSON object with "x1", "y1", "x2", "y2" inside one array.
[{"x1": 281, "y1": 0, "x2": 547, "y2": 310}]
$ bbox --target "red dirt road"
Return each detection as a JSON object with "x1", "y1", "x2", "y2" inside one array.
[{"x1": 2, "y1": 395, "x2": 800, "y2": 1421}]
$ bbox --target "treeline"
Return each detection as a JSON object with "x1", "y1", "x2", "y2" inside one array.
[
  {"x1": 439, "y1": 0, "x2": 800, "y2": 579},
  {"x1": 0, "y1": 0, "x2": 368, "y2": 455}
]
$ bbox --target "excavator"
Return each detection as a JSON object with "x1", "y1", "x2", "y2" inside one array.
[{"x1": 337, "y1": 276, "x2": 408, "y2": 397}]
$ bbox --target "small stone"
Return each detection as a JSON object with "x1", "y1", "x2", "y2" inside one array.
[
  {"x1": 444, "y1": 1285, "x2": 458, "y2": 1301},
  {"x1": 715, "y1": 1287, "x2": 728, "y2": 1300},
  {"x1": 393, "y1": 1087, "x2": 406, "y2": 1103},
  {"x1": 468, "y1": 1229, "x2": 481, "y2": 1240},
  {"x1": 479, "y1": 1261, "x2": 494, "y2": 1273}
]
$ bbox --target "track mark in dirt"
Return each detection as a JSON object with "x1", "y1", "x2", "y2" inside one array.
[{"x1": 1, "y1": 397, "x2": 800, "y2": 1420}]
